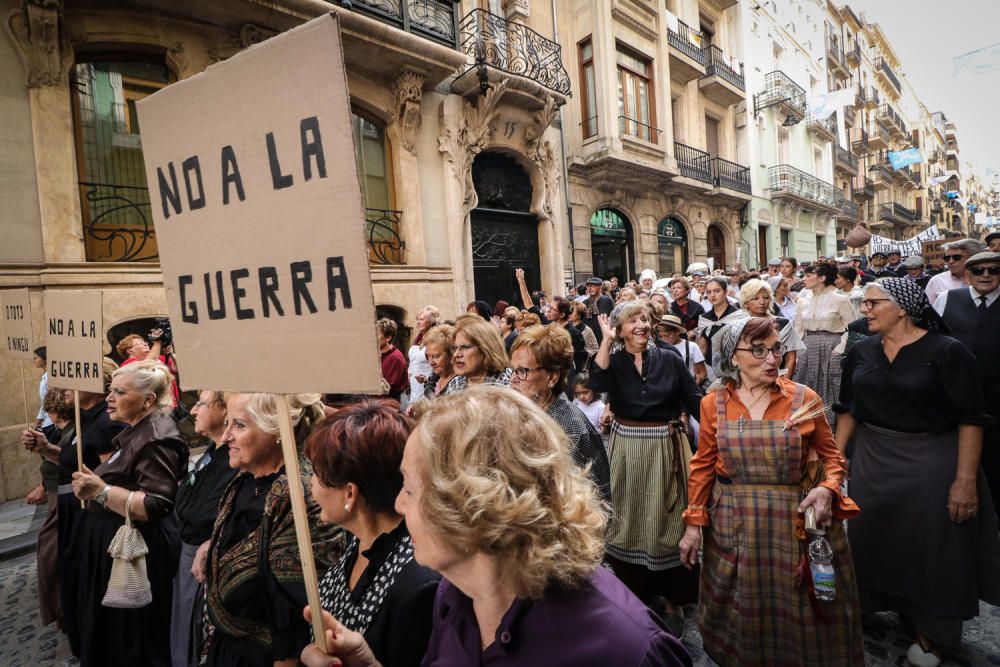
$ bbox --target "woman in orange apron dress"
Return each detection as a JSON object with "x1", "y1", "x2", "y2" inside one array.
[{"x1": 679, "y1": 316, "x2": 864, "y2": 666}]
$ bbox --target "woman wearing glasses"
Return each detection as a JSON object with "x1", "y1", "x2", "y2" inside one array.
[
  {"x1": 793, "y1": 263, "x2": 857, "y2": 424},
  {"x1": 508, "y1": 324, "x2": 611, "y2": 503},
  {"x1": 835, "y1": 278, "x2": 997, "y2": 667},
  {"x1": 738, "y1": 278, "x2": 805, "y2": 378},
  {"x1": 679, "y1": 317, "x2": 863, "y2": 666},
  {"x1": 590, "y1": 302, "x2": 703, "y2": 635},
  {"x1": 443, "y1": 314, "x2": 512, "y2": 393}
]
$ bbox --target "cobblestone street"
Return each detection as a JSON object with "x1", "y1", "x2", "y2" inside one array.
[{"x1": 1, "y1": 549, "x2": 998, "y2": 666}]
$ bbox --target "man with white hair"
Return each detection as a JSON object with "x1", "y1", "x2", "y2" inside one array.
[{"x1": 924, "y1": 238, "x2": 986, "y2": 303}]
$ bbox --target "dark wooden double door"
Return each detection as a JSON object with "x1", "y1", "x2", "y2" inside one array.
[{"x1": 471, "y1": 208, "x2": 540, "y2": 308}]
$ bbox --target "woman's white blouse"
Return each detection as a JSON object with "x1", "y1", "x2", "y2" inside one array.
[{"x1": 793, "y1": 286, "x2": 857, "y2": 337}]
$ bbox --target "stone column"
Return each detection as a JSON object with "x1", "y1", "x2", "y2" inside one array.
[{"x1": 390, "y1": 68, "x2": 427, "y2": 266}]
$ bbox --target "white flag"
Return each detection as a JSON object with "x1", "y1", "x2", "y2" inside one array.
[{"x1": 808, "y1": 88, "x2": 856, "y2": 119}]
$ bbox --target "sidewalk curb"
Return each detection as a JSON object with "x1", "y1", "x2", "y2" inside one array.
[{"x1": 0, "y1": 505, "x2": 45, "y2": 560}]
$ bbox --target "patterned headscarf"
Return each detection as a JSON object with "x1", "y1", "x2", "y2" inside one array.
[
  {"x1": 872, "y1": 277, "x2": 946, "y2": 332},
  {"x1": 711, "y1": 316, "x2": 752, "y2": 382}
]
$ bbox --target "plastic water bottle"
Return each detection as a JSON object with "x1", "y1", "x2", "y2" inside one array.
[{"x1": 808, "y1": 532, "x2": 836, "y2": 602}]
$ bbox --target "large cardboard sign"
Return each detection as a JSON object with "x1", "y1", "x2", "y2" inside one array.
[
  {"x1": 1, "y1": 289, "x2": 34, "y2": 360},
  {"x1": 870, "y1": 225, "x2": 941, "y2": 257},
  {"x1": 136, "y1": 14, "x2": 381, "y2": 394},
  {"x1": 43, "y1": 291, "x2": 104, "y2": 393}
]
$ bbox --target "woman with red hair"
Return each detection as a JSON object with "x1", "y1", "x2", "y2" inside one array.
[{"x1": 305, "y1": 399, "x2": 439, "y2": 667}]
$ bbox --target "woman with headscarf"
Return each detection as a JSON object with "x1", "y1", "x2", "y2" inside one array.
[
  {"x1": 738, "y1": 278, "x2": 806, "y2": 378},
  {"x1": 834, "y1": 278, "x2": 1000, "y2": 667},
  {"x1": 590, "y1": 302, "x2": 703, "y2": 634},
  {"x1": 680, "y1": 317, "x2": 863, "y2": 666},
  {"x1": 697, "y1": 277, "x2": 742, "y2": 379}
]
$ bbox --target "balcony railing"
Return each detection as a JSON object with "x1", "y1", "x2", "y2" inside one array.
[
  {"x1": 753, "y1": 70, "x2": 806, "y2": 118},
  {"x1": 845, "y1": 39, "x2": 860, "y2": 64},
  {"x1": 850, "y1": 127, "x2": 869, "y2": 152},
  {"x1": 365, "y1": 208, "x2": 406, "y2": 265},
  {"x1": 877, "y1": 103, "x2": 907, "y2": 136},
  {"x1": 80, "y1": 181, "x2": 158, "y2": 262},
  {"x1": 667, "y1": 19, "x2": 706, "y2": 64},
  {"x1": 458, "y1": 9, "x2": 570, "y2": 95},
  {"x1": 620, "y1": 115, "x2": 661, "y2": 144},
  {"x1": 703, "y1": 45, "x2": 744, "y2": 89},
  {"x1": 852, "y1": 176, "x2": 874, "y2": 200},
  {"x1": 834, "y1": 145, "x2": 858, "y2": 173},
  {"x1": 879, "y1": 202, "x2": 917, "y2": 224},
  {"x1": 839, "y1": 196, "x2": 860, "y2": 220},
  {"x1": 826, "y1": 35, "x2": 845, "y2": 74},
  {"x1": 768, "y1": 164, "x2": 838, "y2": 210},
  {"x1": 874, "y1": 55, "x2": 901, "y2": 94},
  {"x1": 711, "y1": 157, "x2": 751, "y2": 193},
  {"x1": 345, "y1": 0, "x2": 459, "y2": 48},
  {"x1": 674, "y1": 142, "x2": 712, "y2": 182},
  {"x1": 869, "y1": 121, "x2": 890, "y2": 146},
  {"x1": 806, "y1": 113, "x2": 836, "y2": 139}
]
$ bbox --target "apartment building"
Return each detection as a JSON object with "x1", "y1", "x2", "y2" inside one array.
[
  {"x1": 0, "y1": 0, "x2": 575, "y2": 498},
  {"x1": 560, "y1": 0, "x2": 751, "y2": 279},
  {"x1": 741, "y1": 0, "x2": 837, "y2": 267}
]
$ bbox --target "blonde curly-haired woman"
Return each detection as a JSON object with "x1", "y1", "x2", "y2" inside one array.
[{"x1": 302, "y1": 386, "x2": 692, "y2": 667}]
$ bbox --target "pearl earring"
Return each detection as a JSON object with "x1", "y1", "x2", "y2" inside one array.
[{"x1": 344, "y1": 504, "x2": 350, "y2": 512}]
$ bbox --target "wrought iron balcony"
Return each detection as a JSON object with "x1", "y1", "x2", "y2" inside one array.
[
  {"x1": 667, "y1": 19, "x2": 707, "y2": 66},
  {"x1": 826, "y1": 35, "x2": 847, "y2": 78},
  {"x1": 365, "y1": 208, "x2": 406, "y2": 265},
  {"x1": 871, "y1": 162, "x2": 892, "y2": 190},
  {"x1": 458, "y1": 9, "x2": 570, "y2": 95},
  {"x1": 806, "y1": 113, "x2": 836, "y2": 142},
  {"x1": 753, "y1": 70, "x2": 806, "y2": 119},
  {"x1": 874, "y1": 55, "x2": 901, "y2": 95},
  {"x1": 879, "y1": 202, "x2": 916, "y2": 225},
  {"x1": 80, "y1": 181, "x2": 158, "y2": 262},
  {"x1": 768, "y1": 164, "x2": 838, "y2": 211},
  {"x1": 850, "y1": 127, "x2": 869, "y2": 154},
  {"x1": 699, "y1": 45, "x2": 744, "y2": 105},
  {"x1": 342, "y1": 0, "x2": 459, "y2": 48},
  {"x1": 711, "y1": 157, "x2": 751, "y2": 194},
  {"x1": 845, "y1": 39, "x2": 860, "y2": 65},
  {"x1": 852, "y1": 176, "x2": 874, "y2": 200},
  {"x1": 834, "y1": 145, "x2": 858, "y2": 174},
  {"x1": 620, "y1": 115, "x2": 661, "y2": 144},
  {"x1": 877, "y1": 103, "x2": 906, "y2": 137},
  {"x1": 837, "y1": 195, "x2": 860, "y2": 221},
  {"x1": 674, "y1": 142, "x2": 712, "y2": 183},
  {"x1": 868, "y1": 121, "x2": 890, "y2": 148},
  {"x1": 858, "y1": 85, "x2": 878, "y2": 109}
]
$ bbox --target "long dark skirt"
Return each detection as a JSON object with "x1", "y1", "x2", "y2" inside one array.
[
  {"x1": 58, "y1": 491, "x2": 87, "y2": 656},
  {"x1": 68, "y1": 509, "x2": 179, "y2": 667},
  {"x1": 849, "y1": 422, "x2": 1000, "y2": 645}
]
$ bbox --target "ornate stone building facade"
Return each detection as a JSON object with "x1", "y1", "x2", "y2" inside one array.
[{"x1": 0, "y1": 0, "x2": 572, "y2": 499}]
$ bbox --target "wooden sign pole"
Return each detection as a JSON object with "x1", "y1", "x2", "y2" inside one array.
[
  {"x1": 274, "y1": 394, "x2": 328, "y2": 653},
  {"x1": 18, "y1": 360, "x2": 30, "y2": 425},
  {"x1": 74, "y1": 390, "x2": 85, "y2": 509}
]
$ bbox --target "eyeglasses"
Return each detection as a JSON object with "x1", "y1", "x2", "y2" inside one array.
[
  {"x1": 969, "y1": 266, "x2": 1000, "y2": 276},
  {"x1": 943, "y1": 254, "x2": 965, "y2": 262},
  {"x1": 449, "y1": 343, "x2": 477, "y2": 354},
  {"x1": 860, "y1": 298, "x2": 892, "y2": 310},
  {"x1": 734, "y1": 344, "x2": 786, "y2": 360},
  {"x1": 511, "y1": 366, "x2": 545, "y2": 380}
]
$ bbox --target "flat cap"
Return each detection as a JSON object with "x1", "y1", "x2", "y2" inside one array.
[{"x1": 966, "y1": 251, "x2": 1000, "y2": 268}]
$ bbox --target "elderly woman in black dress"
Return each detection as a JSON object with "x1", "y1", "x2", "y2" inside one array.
[
  {"x1": 69, "y1": 360, "x2": 188, "y2": 666},
  {"x1": 835, "y1": 278, "x2": 1000, "y2": 667},
  {"x1": 204, "y1": 392, "x2": 343, "y2": 667},
  {"x1": 305, "y1": 399, "x2": 439, "y2": 667},
  {"x1": 509, "y1": 323, "x2": 611, "y2": 503},
  {"x1": 591, "y1": 302, "x2": 703, "y2": 632}
]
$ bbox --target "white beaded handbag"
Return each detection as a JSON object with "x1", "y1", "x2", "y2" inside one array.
[{"x1": 101, "y1": 490, "x2": 153, "y2": 609}]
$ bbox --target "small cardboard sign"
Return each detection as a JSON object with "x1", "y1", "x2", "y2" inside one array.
[
  {"x1": 136, "y1": 14, "x2": 381, "y2": 395},
  {"x1": 922, "y1": 239, "x2": 947, "y2": 269},
  {"x1": 1, "y1": 289, "x2": 34, "y2": 360},
  {"x1": 43, "y1": 291, "x2": 104, "y2": 393}
]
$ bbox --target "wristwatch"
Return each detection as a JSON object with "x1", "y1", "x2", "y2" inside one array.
[{"x1": 93, "y1": 484, "x2": 112, "y2": 506}]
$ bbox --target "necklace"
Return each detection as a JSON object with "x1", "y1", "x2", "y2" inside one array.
[{"x1": 735, "y1": 386, "x2": 772, "y2": 432}]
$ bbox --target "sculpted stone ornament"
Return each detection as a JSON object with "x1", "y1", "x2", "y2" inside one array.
[
  {"x1": 392, "y1": 69, "x2": 426, "y2": 155},
  {"x1": 5, "y1": 0, "x2": 71, "y2": 88},
  {"x1": 209, "y1": 24, "x2": 278, "y2": 63}
]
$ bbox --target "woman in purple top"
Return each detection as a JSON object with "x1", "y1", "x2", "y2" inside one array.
[{"x1": 302, "y1": 386, "x2": 691, "y2": 667}]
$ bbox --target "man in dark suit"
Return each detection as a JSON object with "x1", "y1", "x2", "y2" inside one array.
[{"x1": 934, "y1": 251, "x2": 1000, "y2": 518}]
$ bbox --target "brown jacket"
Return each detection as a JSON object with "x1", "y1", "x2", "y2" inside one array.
[{"x1": 91, "y1": 409, "x2": 188, "y2": 521}]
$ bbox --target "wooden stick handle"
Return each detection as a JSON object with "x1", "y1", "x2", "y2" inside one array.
[
  {"x1": 18, "y1": 360, "x2": 30, "y2": 425},
  {"x1": 275, "y1": 394, "x2": 328, "y2": 654},
  {"x1": 74, "y1": 390, "x2": 85, "y2": 509}
]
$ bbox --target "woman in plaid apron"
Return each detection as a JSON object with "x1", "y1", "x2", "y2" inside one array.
[{"x1": 679, "y1": 317, "x2": 864, "y2": 666}]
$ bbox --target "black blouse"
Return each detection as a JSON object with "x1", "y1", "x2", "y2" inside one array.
[
  {"x1": 58, "y1": 401, "x2": 123, "y2": 485},
  {"x1": 590, "y1": 346, "x2": 703, "y2": 422},
  {"x1": 174, "y1": 442, "x2": 239, "y2": 545},
  {"x1": 836, "y1": 331, "x2": 990, "y2": 433},
  {"x1": 318, "y1": 522, "x2": 439, "y2": 667}
]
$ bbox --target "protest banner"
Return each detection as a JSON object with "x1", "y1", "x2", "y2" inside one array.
[
  {"x1": 137, "y1": 14, "x2": 380, "y2": 649},
  {"x1": 922, "y1": 239, "x2": 947, "y2": 269},
  {"x1": 2, "y1": 288, "x2": 35, "y2": 424},
  {"x1": 45, "y1": 290, "x2": 104, "y2": 506},
  {"x1": 869, "y1": 225, "x2": 941, "y2": 257}
]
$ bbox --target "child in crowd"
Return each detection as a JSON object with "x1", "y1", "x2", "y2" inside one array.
[{"x1": 572, "y1": 373, "x2": 605, "y2": 432}]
